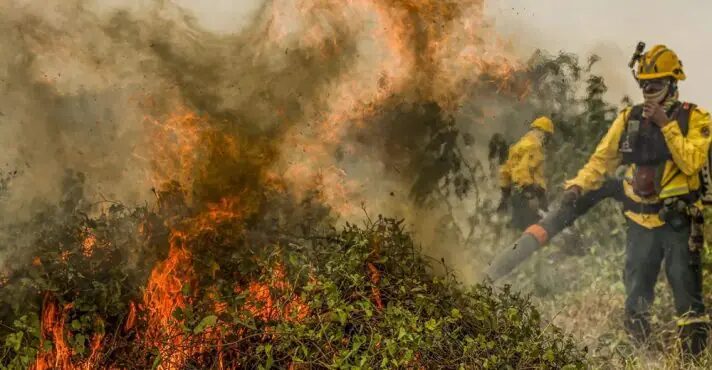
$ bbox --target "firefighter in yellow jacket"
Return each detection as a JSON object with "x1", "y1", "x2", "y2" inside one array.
[
  {"x1": 498, "y1": 116, "x2": 554, "y2": 230},
  {"x1": 563, "y1": 45, "x2": 711, "y2": 355}
]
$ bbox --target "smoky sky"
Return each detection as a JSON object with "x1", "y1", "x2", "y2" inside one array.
[{"x1": 487, "y1": 0, "x2": 712, "y2": 105}]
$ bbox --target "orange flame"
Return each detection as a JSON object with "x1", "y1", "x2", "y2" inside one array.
[
  {"x1": 33, "y1": 295, "x2": 103, "y2": 370},
  {"x1": 367, "y1": 262, "x2": 383, "y2": 310},
  {"x1": 193, "y1": 196, "x2": 245, "y2": 233},
  {"x1": 137, "y1": 102, "x2": 257, "y2": 368},
  {"x1": 85, "y1": 333, "x2": 104, "y2": 368},
  {"x1": 141, "y1": 108, "x2": 208, "y2": 194},
  {"x1": 125, "y1": 301, "x2": 137, "y2": 332},
  {"x1": 241, "y1": 264, "x2": 310, "y2": 323},
  {"x1": 142, "y1": 231, "x2": 194, "y2": 369},
  {"x1": 81, "y1": 233, "x2": 97, "y2": 258},
  {"x1": 33, "y1": 295, "x2": 70, "y2": 370}
]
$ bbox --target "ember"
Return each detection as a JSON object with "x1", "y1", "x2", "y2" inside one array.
[{"x1": 81, "y1": 233, "x2": 96, "y2": 257}]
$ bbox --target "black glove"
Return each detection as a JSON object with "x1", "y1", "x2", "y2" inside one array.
[
  {"x1": 497, "y1": 187, "x2": 511, "y2": 212},
  {"x1": 521, "y1": 185, "x2": 545, "y2": 212},
  {"x1": 538, "y1": 192, "x2": 549, "y2": 212},
  {"x1": 562, "y1": 186, "x2": 582, "y2": 205}
]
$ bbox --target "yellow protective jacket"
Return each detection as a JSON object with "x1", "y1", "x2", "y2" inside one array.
[
  {"x1": 499, "y1": 131, "x2": 547, "y2": 191},
  {"x1": 565, "y1": 104, "x2": 712, "y2": 228}
]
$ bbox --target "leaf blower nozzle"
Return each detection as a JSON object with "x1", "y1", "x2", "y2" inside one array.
[{"x1": 484, "y1": 179, "x2": 624, "y2": 282}]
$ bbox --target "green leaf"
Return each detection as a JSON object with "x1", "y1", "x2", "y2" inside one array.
[
  {"x1": 425, "y1": 319, "x2": 437, "y2": 331},
  {"x1": 381, "y1": 357, "x2": 389, "y2": 368},
  {"x1": 193, "y1": 315, "x2": 218, "y2": 334},
  {"x1": 451, "y1": 308, "x2": 462, "y2": 320},
  {"x1": 151, "y1": 354, "x2": 162, "y2": 370},
  {"x1": 181, "y1": 283, "x2": 191, "y2": 296},
  {"x1": 71, "y1": 320, "x2": 81, "y2": 331},
  {"x1": 397, "y1": 327, "x2": 406, "y2": 340},
  {"x1": 172, "y1": 307, "x2": 184, "y2": 321},
  {"x1": 337, "y1": 309, "x2": 347, "y2": 325},
  {"x1": 5, "y1": 332, "x2": 24, "y2": 352},
  {"x1": 74, "y1": 334, "x2": 86, "y2": 355},
  {"x1": 507, "y1": 307, "x2": 519, "y2": 321},
  {"x1": 264, "y1": 344, "x2": 273, "y2": 369},
  {"x1": 13, "y1": 316, "x2": 28, "y2": 329},
  {"x1": 543, "y1": 349, "x2": 555, "y2": 362}
]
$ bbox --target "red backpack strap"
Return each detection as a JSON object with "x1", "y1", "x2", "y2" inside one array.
[{"x1": 674, "y1": 102, "x2": 695, "y2": 136}]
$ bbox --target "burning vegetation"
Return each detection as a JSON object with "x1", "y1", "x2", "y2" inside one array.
[
  {"x1": 2, "y1": 199, "x2": 585, "y2": 368},
  {"x1": 0, "y1": 0, "x2": 592, "y2": 368}
]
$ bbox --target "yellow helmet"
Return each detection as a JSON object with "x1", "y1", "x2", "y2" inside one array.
[
  {"x1": 636, "y1": 45, "x2": 686, "y2": 81},
  {"x1": 530, "y1": 116, "x2": 554, "y2": 134}
]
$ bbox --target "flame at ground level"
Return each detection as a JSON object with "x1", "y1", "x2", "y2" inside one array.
[
  {"x1": 141, "y1": 230, "x2": 194, "y2": 370},
  {"x1": 32, "y1": 294, "x2": 104, "y2": 370}
]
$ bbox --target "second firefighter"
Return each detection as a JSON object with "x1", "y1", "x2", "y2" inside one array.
[{"x1": 498, "y1": 116, "x2": 555, "y2": 230}]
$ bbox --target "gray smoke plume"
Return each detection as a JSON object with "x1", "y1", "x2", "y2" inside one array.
[{"x1": 0, "y1": 0, "x2": 531, "y2": 282}]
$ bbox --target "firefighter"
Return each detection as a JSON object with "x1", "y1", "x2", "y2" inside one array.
[
  {"x1": 498, "y1": 116, "x2": 554, "y2": 230},
  {"x1": 563, "y1": 45, "x2": 711, "y2": 356}
]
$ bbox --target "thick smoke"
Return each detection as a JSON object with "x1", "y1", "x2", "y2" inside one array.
[{"x1": 0, "y1": 0, "x2": 527, "y2": 281}]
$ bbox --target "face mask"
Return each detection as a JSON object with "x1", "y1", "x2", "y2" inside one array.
[{"x1": 641, "y1": 79, "x2": 670, "y2": 103}]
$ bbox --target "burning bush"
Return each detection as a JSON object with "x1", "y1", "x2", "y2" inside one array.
[{"x1": 0, "y1": 181, "x2": 585, "y2": 368}]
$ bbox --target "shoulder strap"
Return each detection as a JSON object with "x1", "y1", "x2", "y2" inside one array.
[
  {"x1": 618, "y1": 105, "x2": 643, "y2": 151},
  {"x1": 673, "y1": 102, "x2": 695, "y2": 136},
  {"x1": 629, "y1": 105, "x2": 644, "y2": 121}
]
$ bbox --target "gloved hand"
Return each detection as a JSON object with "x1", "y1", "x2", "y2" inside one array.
[
  {"x1": 527, "y1": 197, "x2": 541, "y2": 212},
  {"x1": 643, "y1": 101, "x2": 671, "y2": 128},
  {"x1": 523, "y1": 186, "x2": 546, "y2": 211},
  {"x1": 562, "y1": 185, "x2": 582, "y2": 205},
  {"x1": 497, "y1": 187, "x2": 511, "y2": 213}
]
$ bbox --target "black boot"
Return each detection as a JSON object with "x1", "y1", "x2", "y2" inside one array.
[
  {"x1": 679, "y1": 322, "x2": 708, "y2": 357},
  {"x1": 624, "y1": 313, "x2": 651, "y2": 346}
]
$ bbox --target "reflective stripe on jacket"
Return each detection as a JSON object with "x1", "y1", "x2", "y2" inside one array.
[{"x1": 565, "y1": 104, "x2": 712, "y2": 228}]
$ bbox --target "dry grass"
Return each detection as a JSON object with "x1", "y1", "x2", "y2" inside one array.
[{"x1": 513, "y1": 241, "x2": 712, "y2": 369}]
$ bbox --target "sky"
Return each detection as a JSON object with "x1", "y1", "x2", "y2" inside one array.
[{"x1": 486, "y1": 0, "x2": 712, "y2": 105}]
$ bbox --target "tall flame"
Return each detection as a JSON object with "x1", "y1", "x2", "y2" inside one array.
[
  {"x1": 33, "y1": 295, "x2": 71, "y2": 370},
  {"x1": 33, "y1": 294, "x2": 103, "y2": 370},
  {"x1": 142, "y1": 231, "x2": 195, "y2": 369}
]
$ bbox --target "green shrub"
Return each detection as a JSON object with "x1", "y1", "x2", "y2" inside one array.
[{"x1": 0, "y1": 203, "x2": 586, "y2": 368}]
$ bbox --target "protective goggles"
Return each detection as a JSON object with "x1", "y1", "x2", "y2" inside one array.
[{"x1": 638, "y1": 79, "x2": 670, "y2": 92}]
